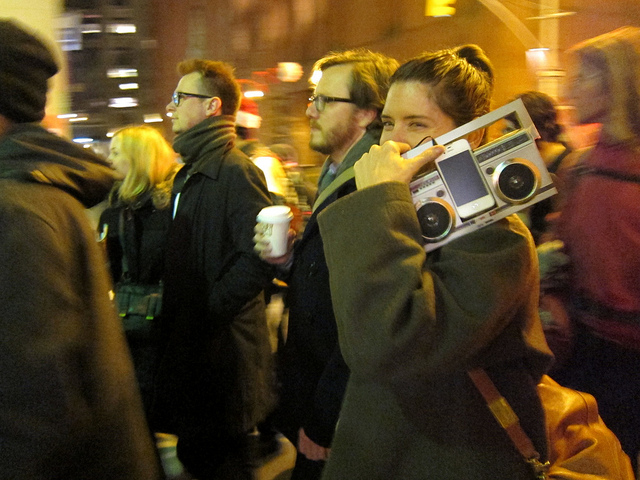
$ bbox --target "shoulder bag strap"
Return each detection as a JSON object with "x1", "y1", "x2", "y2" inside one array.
[
  {"x1": 547, "y1": 142, "x2": 572, "y2": 173},
  {"x1": 584, "y1": 168, "x2": 640, "y2": 184},
  {"x1": 468, "y1": 368, "x2": 550, "y2": 479},
  {"x1": 118, "y1": 208, "x2": 130, "y2": 281}
]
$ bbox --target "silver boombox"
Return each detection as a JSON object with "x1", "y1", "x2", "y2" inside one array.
[{"x1": 406, "y1": 99, "x2": 557, "y2": 252}]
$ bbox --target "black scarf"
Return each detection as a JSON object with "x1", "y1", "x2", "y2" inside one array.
[{"x1": 172, "y1": 115, "x2": 237, "y2": 168}]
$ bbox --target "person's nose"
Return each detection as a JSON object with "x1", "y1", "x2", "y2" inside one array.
[
  {"x1": 306, "y1": 102, "x2": 318, "y2": 119},
  {"x1": 166, "y1": 101, "x2": 176, "y2": 114},
  {"x1": 382, "y1": 128, "x2": 407, "y2": 146}
]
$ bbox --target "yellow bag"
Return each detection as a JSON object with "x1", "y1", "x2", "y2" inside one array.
[
  {"x1": 539, "y1": 375, "x2": 635, "y2": 480},
  {"x1": 470, "y1": 370, "x2": 635, "y2": 480}
]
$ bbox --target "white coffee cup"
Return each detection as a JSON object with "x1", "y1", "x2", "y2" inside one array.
[{"x1": 257, "y1": 205, "x2": 293, "y2": 257}]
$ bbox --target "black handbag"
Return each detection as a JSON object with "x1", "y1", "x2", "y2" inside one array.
[{"x1": 115, "y1": 281, "x2": 163, "y2": 320}]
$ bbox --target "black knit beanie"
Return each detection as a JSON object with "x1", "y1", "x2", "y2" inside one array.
[{"x1": 0, "y1": 19, "x2": 59, "y2": 123}]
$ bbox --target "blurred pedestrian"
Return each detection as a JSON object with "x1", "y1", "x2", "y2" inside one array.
[
  {"x1": 0, "y1": 19, "x2": 162, "y2": 479},
  {"x1": 554, "y1": 26, "x2": 640, "y2": 475},
  {"x1": 236, "y1": 97, "x2": 299, "y2": 208},
  {"x1": 504, "y1": 91, "x2": 576, "y2": 244},
  {"x1": 151, "y1": 58, "x2": 275, "y2": 480},
  {"x1": 269, "y1": 142, "x2": 317, "y2": 215}
]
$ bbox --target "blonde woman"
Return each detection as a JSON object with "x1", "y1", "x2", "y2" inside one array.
[
  {"x1": 99, "y1": 125, "x2": 182, "y2": 415},
  {"x1": 554, "y1": 26, "x2": 640, "y2": 474}
]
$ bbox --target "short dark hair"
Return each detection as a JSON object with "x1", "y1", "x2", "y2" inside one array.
[
  {"x1": 312, "y1": 49, "x2": 399, "y2": 130},
  {"x1": 177, "y1": 59, "x2": 242, "y2": 116},
  {"x1": 391, "y1": 44, "x2": 494, "y2": 128},
  {"x1": 513, "y1": 91, "x2": 562, "y2": 143}
]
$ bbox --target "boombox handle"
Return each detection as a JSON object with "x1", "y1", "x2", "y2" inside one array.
[{"x1": 434, "y1": 98, "x2": 540, "y2": 149}]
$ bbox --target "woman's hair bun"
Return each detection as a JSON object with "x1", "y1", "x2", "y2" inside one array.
[{"x1": 454, "y1": 44, "x2": 494, "y2": 83}]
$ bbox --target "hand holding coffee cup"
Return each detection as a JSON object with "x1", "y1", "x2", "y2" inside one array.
[{"x1": 255, "y1": 205, "x2": 294, "y2": 260}]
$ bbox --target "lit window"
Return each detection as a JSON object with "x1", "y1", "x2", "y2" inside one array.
[
  {"x1": 81, "y1": 24, "x2": 102, "y2": 34},
  {"x1": 144, "y1": 114, "x2": 164, "y2": 123},
  {"x1": 106, "y1": 24, "x2": 137, "y2": 34},
  {"x1": 109, "y1": 97, "x2": 138, "y2": 108},
  {"x1": 119, "y1": 83, "x2": 139, "y2": 90},
  {"x1": 107, "y1": 68, "x2": 138, "y2": 78}
]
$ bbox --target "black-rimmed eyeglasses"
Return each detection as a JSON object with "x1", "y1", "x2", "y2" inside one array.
[
  {"x1": 308, "y1": 94, "x2": 354, "y2": 112},
  {"x1": 172, "y1": 91, "x2": 213, "y2": 107}
]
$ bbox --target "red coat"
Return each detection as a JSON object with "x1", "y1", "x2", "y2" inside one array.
[{"x1": 558, "y1": 142, "x2": 640, "y2": 313}]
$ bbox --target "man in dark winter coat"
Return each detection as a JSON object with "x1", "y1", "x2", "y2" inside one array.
[
  {"x1": 255, "y1": 49, "x2": 398, "y2": 480},
  {"x1": 152, "y1": 58, "x2": 275, "y2": 480},
  {"x1": 0, "y1": 19, "x2": 163, "y2": 480}
]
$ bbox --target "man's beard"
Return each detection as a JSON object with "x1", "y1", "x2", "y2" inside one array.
[{"x1": 309, "y1": 115, "x2": 359, "y2": 156}]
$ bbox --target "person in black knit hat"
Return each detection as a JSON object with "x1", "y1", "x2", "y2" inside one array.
[
  {"x1": 0, "y1": 18, "x2": 163, "y2": 479},
  {"x1": 0, "y1": 19, "x2": 60, "y2": 122}
]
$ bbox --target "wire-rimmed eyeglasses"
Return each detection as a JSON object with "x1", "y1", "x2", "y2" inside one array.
[
  {"x1": 172, "y1": 91, "x2": 213, "y2": 107},
  {"x1": 308, "y1": 94, "x2": 354, "y2": 112}
]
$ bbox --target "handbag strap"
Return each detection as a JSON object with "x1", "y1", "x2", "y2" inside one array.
[
  {"x1": 118, "y1": 208, "x2": 131, "y2": 281},
  {"x1": 468, "y1": 368, "x2": 550, "y2": 479},
  {"x1": 574, "y1": 165, "x2": 640, "y2": 184}
]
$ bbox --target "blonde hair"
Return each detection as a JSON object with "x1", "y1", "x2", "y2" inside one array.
[
  {"x1": 112, "y1": 125, "x2": 180, "y2": 209},
  {"x1": 569, "y1": 26, "x2": 640, "y2": 146}
]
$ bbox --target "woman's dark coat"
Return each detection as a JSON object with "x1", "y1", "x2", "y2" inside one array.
[{"x1": 318, "y1": 182, "x2": 554, "y2": 480}]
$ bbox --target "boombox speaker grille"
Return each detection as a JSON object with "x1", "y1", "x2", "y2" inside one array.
[
  {"x1": 494, "y1": 159, "x2": 540, "y2": 204},
  {"x1": 416, "y1": 198, "x2": 455, "y2": 242}
]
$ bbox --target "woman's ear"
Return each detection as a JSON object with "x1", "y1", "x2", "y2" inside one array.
[{"x1": 465, "y1": 127, "x2": 485, "y2": 149}]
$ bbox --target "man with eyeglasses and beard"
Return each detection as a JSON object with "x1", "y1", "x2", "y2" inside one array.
[
  {"x1": 151, "y1": 59, "x2": 276, "y2": 480},
  {"x1": 254, "y1": 49, "x2": 398, "y2": 480}
]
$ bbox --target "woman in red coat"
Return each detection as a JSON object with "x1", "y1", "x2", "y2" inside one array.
[{"x1": 555, "y1": 26, "x2": 640, "y2": 474}]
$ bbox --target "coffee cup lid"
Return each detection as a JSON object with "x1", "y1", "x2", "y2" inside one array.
[{"x1": 257, "y1": 205, "x2": 293, "y2": 222}]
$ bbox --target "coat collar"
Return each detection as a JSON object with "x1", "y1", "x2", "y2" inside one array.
[
  {"x1": 0, "y1": 122, "x2": 116, "y2": 207},
  {"x1": 316, "y1": 128, "x2": 381, "y2": 196}
]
